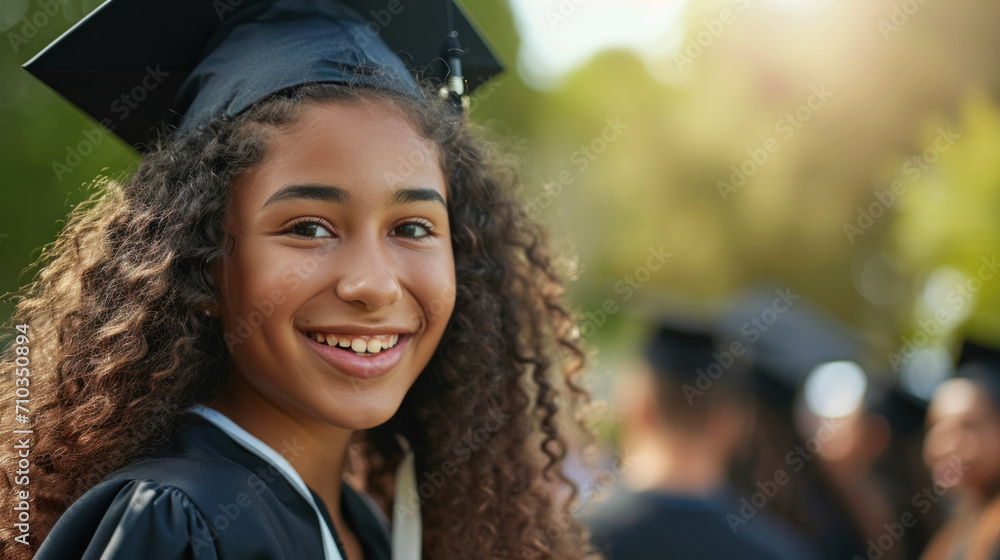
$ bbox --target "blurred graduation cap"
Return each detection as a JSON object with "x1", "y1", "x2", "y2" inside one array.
[
  {"x1": 642, "y1": 312, "x2": 751, "y2": 390},
  {"x1": 644, "y1": 315, "x2": 718, "y2": 382},
  {"x1": 956, "y1": 338, "x2": 1000, "y2": 408},
  {"x1": 716, "y1": 287, "x2": 867, "y2": 410},
  {"x1": 618, "y1": 289, "x2": 749, "y2": 388},
  {"x1": 23, "y1": 0, "x2": 503, "y2": 151}
]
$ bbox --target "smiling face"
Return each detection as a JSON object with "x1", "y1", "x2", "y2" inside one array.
[
  {"x1": 924, "y1": 378, "x2": 1000, "y2": 495},
  {"x1": 212, "y1": 99, "x2": 456, "y2": 431}
]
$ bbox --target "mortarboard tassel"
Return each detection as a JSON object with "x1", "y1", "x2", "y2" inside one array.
[{"x1": 440, "y1": 0, "x2": 469, "y2": 113}]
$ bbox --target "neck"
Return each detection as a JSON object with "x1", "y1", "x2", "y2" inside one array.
[{"x1": 208, "y1": 376, "x2": 354, "y2": 520}]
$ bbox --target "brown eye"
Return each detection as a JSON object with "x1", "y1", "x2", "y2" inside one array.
[
  {"x1": 286, "y1": 220, "x2": 333, "y2": 238},
  {"x1": 391, "y1": 221, "x2": 431, "y2": 238}
]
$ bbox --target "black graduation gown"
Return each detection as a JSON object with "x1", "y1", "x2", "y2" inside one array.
[
  {"x1": 34, "y1": 413, "x2": 392, "y2": 560},
  {"x1": 585, "y1": 486, "x2": 822, "y2": 560}
]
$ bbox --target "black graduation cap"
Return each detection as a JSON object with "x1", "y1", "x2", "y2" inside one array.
[
  {"x1": 23, "y1": 0, "x2": 503, "y2": 151},
  {"x1": 642, "y1": 312, "x2": 751, "y2": 388},
  {"x1": 716, "y1": 287, "x2": 866, "y2": 407},
  {"x1": 956, "y1": 338, "x2": 1000, "y2": 408},
  {"x1": 644, "y1": 315, "x2": 718, "y2": 382}
]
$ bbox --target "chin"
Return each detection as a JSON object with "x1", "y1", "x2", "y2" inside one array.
[{"x1": 316, "y1": 392, "x2": 408, "y2": 431}]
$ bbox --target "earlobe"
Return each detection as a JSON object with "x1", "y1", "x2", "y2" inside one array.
[
  {"x1": 197, "y1": 301, "x2": 220, "y2": 317},
  {"x1": 202, "y1": 259, "x2": 226, "y2": 318}
]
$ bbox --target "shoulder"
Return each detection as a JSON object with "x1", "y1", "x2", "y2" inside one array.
[
  {"x1": 584, "y1": 489, "x2": 821, "y2": 560},
  {"x1": 583, "y1": 489, "x2": 660, "y2": 535},
  {"x1": 34, "y1": 475, "x2": 219, "y2": 560},
  {"x1": 734, "y1": 504, "x2": 823, "y2": 560},
  {"x1": 35, "y1": 422, "x2": 318, "y2": 560}
]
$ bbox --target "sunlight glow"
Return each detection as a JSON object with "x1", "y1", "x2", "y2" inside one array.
[{"x1": 509, "y1": 0, "x2": 689, "y2": 89}]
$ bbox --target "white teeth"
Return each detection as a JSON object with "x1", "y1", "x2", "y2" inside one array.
[{"x1": 310, "y1": 332, "x2": 402, "y2": 354}]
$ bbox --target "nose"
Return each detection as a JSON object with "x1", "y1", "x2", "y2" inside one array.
[{"x1": 334, "y1": 234, "x2": 403, "y2": 312}]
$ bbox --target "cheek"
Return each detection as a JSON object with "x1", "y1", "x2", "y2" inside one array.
[
  {"x1": 218, "y1": 244, "x2": 302, "y2": 345},
  {"x1": 234, "y1": 238, "x2": 313, "y2": 294},
  {"x1": 405, "y1": 249, "x2": 456, "y2": 329},
  {"x1": 978, "y1": 428, "x2": 1000, "y2": 471},
  {"x1": 950, "y1": 427, "x2": 1000, "y2": 488}
]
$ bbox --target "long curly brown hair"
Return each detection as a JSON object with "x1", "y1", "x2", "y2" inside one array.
[{"x1": 0, "y1": 81, "x2": 599, "y2": 560}]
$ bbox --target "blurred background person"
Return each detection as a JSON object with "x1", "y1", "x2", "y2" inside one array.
[
  {"x1": 585, "y1": 313, "x2": 821, "y2": 560},
  {"x1": 720, "y1": 289, "x2": 928, "y2": 559},
  {"x1": 867, "y1": 382, "x2": 945, "y2": 558},
  {"x1": 920, "y1": 340, "x2": 1000, "y2": 560},
  {"x1": 795, "y1": 367, "x2": 945, "y2": 560},
  {"x1": 5, "y1": 0, "x2": 1000, "y2": 558},
  {"x1": 720, "y1": 289, "x2": 870, "y2": 558}
]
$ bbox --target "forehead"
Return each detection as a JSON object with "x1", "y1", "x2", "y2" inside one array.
[
  {"x1": 234, "y1": 100, "x2": 446, "y2": 205},
  {"x1": 928, "y1": 379, "x2": 992, "y2": 422}
]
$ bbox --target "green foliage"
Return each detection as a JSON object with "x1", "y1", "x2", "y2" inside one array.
[
  {"x1": 890, "y1": 92, "x2": 1000, "y2": 344},
  {"x1": 3, "y1": 0, "x2": 1000, "y2": 370}
]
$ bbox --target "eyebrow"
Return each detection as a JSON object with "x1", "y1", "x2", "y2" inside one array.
[
  {"x1": 261, "y1": 184, "x2": 446, "y2": 210},
  {"x1": 261, "y1": 184, "x2": 348, "y2": 209},
  {"x1": 391, "y1": 187, "x2": 446, "y2": 207}
]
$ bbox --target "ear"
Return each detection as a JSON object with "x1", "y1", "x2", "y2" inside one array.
[
  {"x1": 200, "y1": 304, "x2": 219, "y2": 317},
  {"x1": 637, "y1": 381, "x2": 660, "y2": 429},
  {"x1": 614, "y1": 362, "x2": 658, "y2": 431},
  {"x1": 199, "y1": 257, "x2": 227, "y2": 318}
]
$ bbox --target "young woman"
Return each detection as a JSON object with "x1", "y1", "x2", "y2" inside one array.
[
  {"x1": 920, "y1": 357, "x2": 1000, "y2": 560},
  {"x1": 0, "y1": 2, "x2": 596, "y2": 559}
]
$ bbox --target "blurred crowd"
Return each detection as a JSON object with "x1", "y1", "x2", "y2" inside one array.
[{"x1": 577, "y1": 289, "x2": 1000, "y2": 560}]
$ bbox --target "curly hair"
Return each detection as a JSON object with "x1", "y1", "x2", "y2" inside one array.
[{"x1": 0, "y1": 81, "x2": 598, "y2": 560}]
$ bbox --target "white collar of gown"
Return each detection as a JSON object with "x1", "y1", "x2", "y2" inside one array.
[{"x1": 187, "y1": 404, "x2": 421, "y2": 560}]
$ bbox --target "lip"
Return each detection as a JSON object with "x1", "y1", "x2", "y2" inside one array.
[{"x1": 300, "y1": 329, "x2": 411, "y2": 380}]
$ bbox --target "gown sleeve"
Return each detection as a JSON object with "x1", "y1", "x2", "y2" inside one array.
[{"x1": 33, "y1": 478, "x2": 219, "y2": 560}]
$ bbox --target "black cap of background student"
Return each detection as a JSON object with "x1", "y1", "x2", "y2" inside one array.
[
  {"x1": 956, "y1": 338, "x2": 1000, "y2": 408},
  {"x1": 23, "y1": 0, "x2": 503, "y2": 151},
  {"x1": 645, "y1": 315, "x2": 716, "y2": 382},
  {"x1": 716, "y1": 286, "x2": 866, "y2": 409},
  {"x1": 642, "y1": 312, "x2": 751, "y2": 390}
]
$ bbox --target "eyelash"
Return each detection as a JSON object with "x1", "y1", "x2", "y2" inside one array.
[
  {"x1": 391, "y1": 218, "x2": 435, "y2": 241},
  {"x1": 280, "y1": 217, "x2": 436, "y2": 240},
  {"x1": 282, "y1": 217, "x2": 334, "y2": 239}
]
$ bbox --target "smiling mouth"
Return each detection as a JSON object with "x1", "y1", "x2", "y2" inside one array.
[{"x1": 305, "y1": 331, "x2": 403, "y2": 356}]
